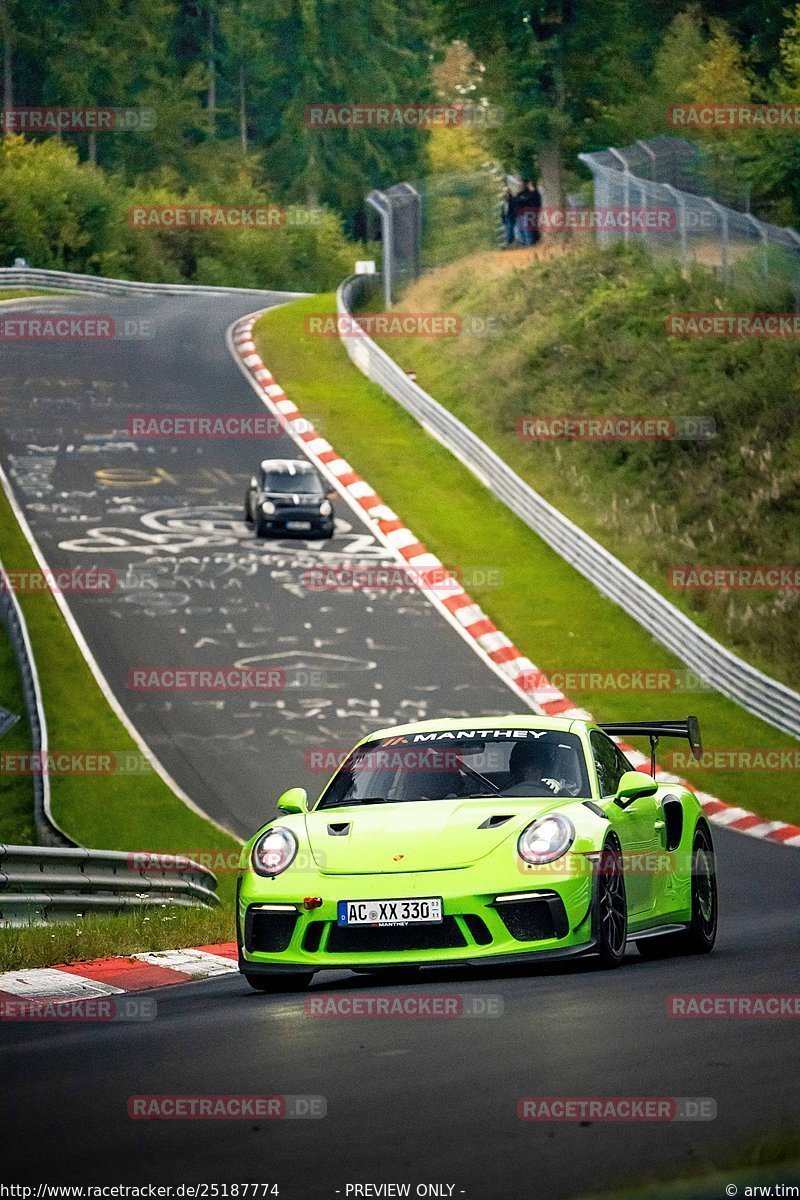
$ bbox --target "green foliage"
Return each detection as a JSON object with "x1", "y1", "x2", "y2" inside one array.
[
  {"x1": 0, "y1": 137, "x2": 354, "y2": 289},
  {"x1": 1, "y1": 0, "x2": 433, "y2": 223},
  {"x1": 376, "y1": 243, "x2": 800, "y2": 688}
]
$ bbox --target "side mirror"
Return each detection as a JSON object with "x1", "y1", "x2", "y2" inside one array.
[
  {"x1": 277, "y1": 786, "x2": 308, "y2": 815},
  {"x1": 614, "y1": 770, "x2": 658, "y2": 806},
  {"x1": 249, "y1": 476, "x2": 258, "y2": 489},
  {"x1": 327, "y1": 489, "x2": 337, "y2": 501}
]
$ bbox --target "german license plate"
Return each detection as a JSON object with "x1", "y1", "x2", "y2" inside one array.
[
  {"x1": 337, "y1": 897, "x2": 443, "y2": 927},
  {"x1": 286, "y1": 521, "x2": 311, "y2": 531}
]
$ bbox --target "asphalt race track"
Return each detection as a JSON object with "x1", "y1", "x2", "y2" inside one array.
[
  {"x1": 0, "y1": 290, "x2": 518, "y2": 835},
  {"x1": 2, "y1": 288, "x2": 799, "y2": 1197}
]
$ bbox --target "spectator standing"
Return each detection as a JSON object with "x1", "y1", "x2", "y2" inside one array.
[
  {"x1": 517, "y1": 178, "x2": 542, "y2": 246},
  {"x1": 501, "y1": 186, "x2": 518, "y2": 247}
]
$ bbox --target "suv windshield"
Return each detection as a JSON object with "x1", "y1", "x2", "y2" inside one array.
[
  {"x1": 262, "y1": 469, "x2": 325, "y2": 495},
  {"x1": 316, "y1": 730, "x2": 591, "y2": 808}
]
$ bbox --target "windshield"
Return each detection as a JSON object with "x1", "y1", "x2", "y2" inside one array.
[
  {"x1": 316, "y1": 729, "x2": 592, "y2": 809},
  {"x1": 262, "y1": 469, "x2": 325, "y2": 495}
]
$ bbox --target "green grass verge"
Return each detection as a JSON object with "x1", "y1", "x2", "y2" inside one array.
[
  {"x1": 254, "y1": 294, "x2": 800, "y2": 825},
  {"x1": 0, "y1": 624, "x2": 35, "y2": 844},
  {"x1": 0, "y1": 904, "x2": 235, "y2": 973},
  {"x1": 0, "y1": 288, "x2": 69, "y2": 301},
  {"x1": 365, "y1": 242, "x2": 800, "y2": 690}
]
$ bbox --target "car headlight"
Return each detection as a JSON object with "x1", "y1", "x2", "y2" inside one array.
[
  {"x1": 319, "y1": 500, "x2": 332, "y2": 517},
  {"x1": 517, "y1": 814, "x2": 574, "y2": 865},
  {"x1": 251, "y1": 827, "x2": 297, "y2": 877},
  {"x1": 261, "y1": 500, "x2": 276, "y2": 515}
]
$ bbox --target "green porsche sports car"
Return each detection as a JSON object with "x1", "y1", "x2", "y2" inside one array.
[{"x1": 237, "y1": 715, "x2": 717, "y2": 991}]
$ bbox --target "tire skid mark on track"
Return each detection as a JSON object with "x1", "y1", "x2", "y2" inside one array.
[{"x1": 230, "y1": 313, "x2": 800, "y2": 852}]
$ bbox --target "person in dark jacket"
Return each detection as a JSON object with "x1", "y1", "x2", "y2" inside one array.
[
  {"x1": 501, "y1": 186, "x2": 518, "y2": 246},
  {"x1": 517, "y1": 178, "x2": 543, "y2": 246}
]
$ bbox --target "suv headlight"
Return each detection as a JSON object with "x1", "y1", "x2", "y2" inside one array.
[
  {"x1": 517, "y1": 814, "x2": 574, "y2": 865},
  {"x1": 319, "y1": 499, "x2": 332, "y2": 517},
  {"x1": 251, "y1": 827, "x2": 297, "y2": 876},
  {"x1": 261, "y1": 500, "x2": 276, "y2": 515}
]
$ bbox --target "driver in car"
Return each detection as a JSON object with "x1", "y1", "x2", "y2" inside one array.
[{"x1": 504, "y1": 739, "x2": 570, "y2": 796}]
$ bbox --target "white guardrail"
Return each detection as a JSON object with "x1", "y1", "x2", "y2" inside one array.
[
  {"x1": 0, "y1": 265, "x2": 305, "y2": 297},
  {"x1": 337, "y1": 273, "x2": 800, "y2": 740},
  {"x1": 0, "y1": 554, "x2": 66, "y2": 847},
  {"x1": 0, "y1": 846, "x2": 219, "y2": 926}
]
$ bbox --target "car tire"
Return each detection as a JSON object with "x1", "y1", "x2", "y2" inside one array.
[
  {"x1": 243, "y1": 494, "x2": 253, "y2": 524},
  {"x1": 243, "y1": 971, "x2": 314, "y2": 993},
  {"x1": 637, "y1": 823, "x2": 717, "y2": 959},
  {"x1": 254, "y1": 517, "x2": 268, "y2": 538},
  {"x1": 595, "y1": 836, "x2": 628, "y2": 968}
]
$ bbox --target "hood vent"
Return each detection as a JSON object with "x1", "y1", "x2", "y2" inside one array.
[
  {"x1": 478, "y1": 814, "x2": 514, "y2": 830},
  {"x1": 327, "y1": 822, "x2": 351, "y2": 836}
]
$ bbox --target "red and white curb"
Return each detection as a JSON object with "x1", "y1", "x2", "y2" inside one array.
[
  {"x1": 0, "y1": 943, "x2": 238, "y2": 1002},
  {"x1": 230, "y1": 313, "x2": 800, "y2": 852}
]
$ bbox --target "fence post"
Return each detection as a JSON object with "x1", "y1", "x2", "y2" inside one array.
[
  {"x1": 662, "y1": 185, "x2": 688, "y2": 267},
  {"x1": 608, "y1": 148, "x2": 630, "y2": 244},
  {"x1": 366, "y1": 190, "x2": 393, "y2": 309},
  {"x1": 743, "y1": 213, "x2": 770, "y2": 278},
  {"x1": 704, "y1": 198, "x2": 730, "y2": 284}
]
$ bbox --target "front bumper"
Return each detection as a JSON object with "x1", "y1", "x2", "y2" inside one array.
[
  {"x1": 256, "y1": 506, "x2": 333, "y2": 537},
  {"x1": 237, "y1": 866, "x2": 596, "y2": 973}
]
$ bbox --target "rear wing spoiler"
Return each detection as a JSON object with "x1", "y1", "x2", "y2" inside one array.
[{"x1": 598, "y1": 717, "x2": 702, "y2": 777}]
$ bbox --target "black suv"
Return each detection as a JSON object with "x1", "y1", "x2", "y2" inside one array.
[{"x1": 245, "y1": 458, "x2": 335, "y2": 539}]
